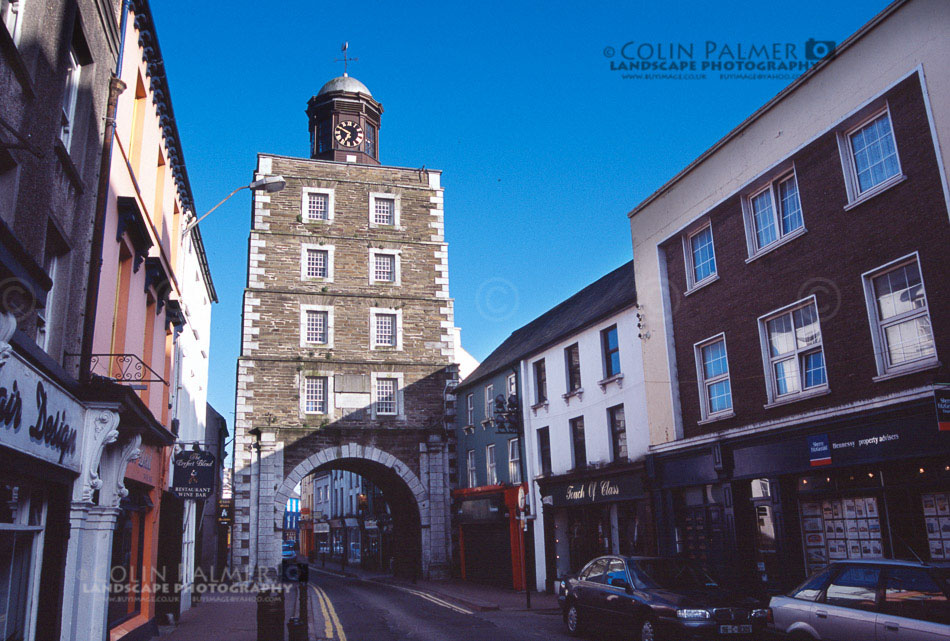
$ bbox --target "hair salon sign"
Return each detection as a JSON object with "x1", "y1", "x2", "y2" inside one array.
[{"x1": 0, "y1": 351, "x2": 82, "y2": 472}]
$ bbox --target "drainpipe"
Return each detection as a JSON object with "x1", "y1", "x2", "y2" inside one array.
[{"x1": 79, "y1": 0, "x2": 132, "y2": 382}]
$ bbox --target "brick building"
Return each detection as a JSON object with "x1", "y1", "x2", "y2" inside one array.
[
  {"x1": 628, "y1": 0, "x2": 950, "y2": 592},
  {"x1": 232, "y1": 74, "x2": 458, "y2": 579}
]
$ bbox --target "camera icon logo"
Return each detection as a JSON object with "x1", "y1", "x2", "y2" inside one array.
[{"x1": 805, "y1": 38, "x2": 836, "y2": 61}]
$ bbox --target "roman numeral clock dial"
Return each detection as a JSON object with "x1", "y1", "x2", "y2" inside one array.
[{"x1": 334, "y1": 120, "x2": 364, "y2": 148}]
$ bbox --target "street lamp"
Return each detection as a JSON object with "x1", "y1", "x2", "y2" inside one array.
[{"x1": 181, "y1": 176, "x2": 286, "y2": 237}]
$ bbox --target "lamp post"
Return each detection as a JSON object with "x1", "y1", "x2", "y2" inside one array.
[{"x1": 181, "y1": 176, "x2": 286, "y2": 238}]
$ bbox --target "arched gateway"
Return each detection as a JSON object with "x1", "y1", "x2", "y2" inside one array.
[{"x1": 232, "y1": 73, "x2": 458, "y2": 580}]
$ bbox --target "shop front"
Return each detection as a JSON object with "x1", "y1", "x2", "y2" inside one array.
[
  {"x1": 649, "y1": 396, "x2": 950, "y2": 593},
  {"x1": 452, "y1": 485, "x2": 530, "y2": 589},
  {"x1": 537, "y1": 465, "x2": 652, "y2": 589},
  {"x1": 0, "y1": 338, "x2": 85, "y2": 641}
]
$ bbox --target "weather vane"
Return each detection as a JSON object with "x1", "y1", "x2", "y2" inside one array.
[{"x1": 335, "y1": 42, "x2": 358, "y2": 77}]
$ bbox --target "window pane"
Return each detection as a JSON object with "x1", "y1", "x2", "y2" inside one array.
[
  {"x1": 374, "y1": 198, "x2": 395, "y2": 225},
  {"x1": 778, "y1": 176, "x2": 804, "y2": 235},
  {"x1": 874, "y1": 262, "x2": 925, "y2": 321},
  {"x1": 793, "y1": 304, "x2": 821, "y2": 348},
  {"x1": 774, "y1": 358, "x2": 800, "y2": 395},
  {"x1": 850, "y1": 113, "x2": 900, "y2": 193},
  {"x1": 307, "y1": 193, "x2": 328, "y2": 220},
  {"x1": 374, "y1": 254, "x2": 395, "y2": 282},
  {"x1": 305, "y1": 377, "x2": 327, "y2": 413},
  {"x1": 538, "y1": 427, "x2": 551, "y2": 475},
  {"x1": 306, "y1": 310, "x2": 327, "y2": 344},
  {"x1": 826, "y1": 566, "x2": 881, "y2": 611},
  {"x1": 375, "y1": 314, "x2": 396, "y2": 346},
  {"x1": 610, "y1": 406, "x2": 627, "y2": 461},
  {"x1": 307, "y1": 249, "x2": 328, "y2": 278},
  {"x1": 707, "y1": 379, "x2": 732, "y2": 413},
  {"x1": 690, "y1": 227, "x2": 716, "y2": 282},
  {"x1": 767, "y1": 314, "x2": 795, "y2": 357},
  {"x1": 801, "y1": 350, "x2": 827, "y2": 388},
  {"x1": 571, "y1": 418, "x2": 586, "y2": 469},
  {"x1": 751, "y1": 190, "x2": 777, "y2": 248},
  {"x1": 885, "y1": 317, "x2": 936, "y2": 365},
  {"x1": 701, "y1": 340, "x2": 728, "y2": 379},
  {"x1": 508, "y1": 439, "x2": 521, "y2": 484},
  {"x1": 377, "y1": 378, "x2": 397, "y2": 414}
]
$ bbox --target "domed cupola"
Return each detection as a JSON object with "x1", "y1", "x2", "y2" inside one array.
[{"x1": 307, "y1": 73, "x2": 383, "y2": 164}]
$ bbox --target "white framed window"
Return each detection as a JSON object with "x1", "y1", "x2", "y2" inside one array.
[
  {"x1": 0, "y1": 477, "x2": 47, "y2": 641},
  {"x1": 486, "y1": 444, "x2": 497, "y2": 485},
  {"x1": 506, "y1": 373, "x2": 516, "y2": 398},
  {"x1": 368, "y1": 249, "x2": 401, "y2": 285},
  {"x1": 369, "y1": 192, "x2": 400, "y2": 228},
  {"x1": 484, "y1": 384, "x2": 493, "y2": 424},
  {"x1": 862, "y1": 253, "x2": 937, "y2": 378},
  {"x1": 693, "y1": 333, "x2": 733, "y2": 421},
  {"x1": 758, "y1": 297, "x2": 828, "y2": 404},
  {"x1": 300, "y1": 244, "x2": 334, "y2": 281},
  {"x1": 370, "y1": 307, "x2": 403, "y2": 350},
  {"x1": 2, "y1": 0, "x2": 25, "y2": 46},
  {"x1": 508, "y1": 438, "x2": 521, "y2": 485},
  {"x1": 36, "y1": 253, "x2": 60, "y2": 352},
  {"x1": 466, "y1": 450, "x2": 477, "y2": 488},
  {"x1": 742, "y1": 171, "x2": 805, "y2": 256},
  {"x1": 299, "y1": 304, "x2": 334, "y2": 348},
  {"x1": 682, "y1": 223, "x2": 717, "y2": 291},
  {"x1": 371, "y1": 372, "x2": 404, "y2": 418},
  {"x1": 303, "y1": 375, "x2": 329, "y2": 414},
  {"x1": 60, "y1": 47, "x2": 81, "y2": 150},
  {"x1": 466, "y1": 393, "x2": 474, "y2": 426},
  {"x1": 301, "y1": 187, "x2": 335, "y2": 222},
  {"x1": 838, "y1": 107, "x2": 903, "y2": 203}
]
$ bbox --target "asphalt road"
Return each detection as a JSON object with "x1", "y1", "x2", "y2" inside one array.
[{"x1": 308, "y1": 572, "x2": 576, "y2": 641}]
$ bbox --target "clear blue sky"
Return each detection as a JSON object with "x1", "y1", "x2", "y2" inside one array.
[{"x1": 149, "y1": 0, "x2": 891, "y2": 435}]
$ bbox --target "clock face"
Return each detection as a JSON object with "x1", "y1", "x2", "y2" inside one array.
[{"x1": 334, "y1": 121, "x2": 364, "y2": 148}]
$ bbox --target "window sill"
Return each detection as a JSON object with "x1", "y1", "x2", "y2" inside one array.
[
  {"x1": 54, "y1": 140, "x2": 85, "y2": 194},
  {"x1": 371, "y1": 346, "x2": 402, "y2": 352},
  {"x1": 763, "y1": 386, "x2": 831, "y2": 409},
  {"x1": 462, "y1": 425, "x2": 475, "y2": 435},
  {"x1": 843, "y1": 174, "x2": 907, "y2": 211},
  {"x1": 562, "y1": 388, "x2": 584, "y2": 404},
  {"x1": 744, "y1": 226, "x2": 808, "y2": 264},
  {"x1": 684, "y1": 274, "x2": 719, "y2": 297},
  {"x1": 480, "y1": 419, "x2": 494, "y2": 429},
  {"x1": 697, "y1": 411, "x2": 735, "y2": 426},
  {"x1": 872, "y1": 359, "x2": 940, "y2": 383},
  {"x1": 302, "y1": 218, "x2": 332, "y2": 224},
  {"x1": 597, "y1": 373, "x2": 624, "y2": 391},
  {"x1": 530, "y1": 400, "x2": 549, "y2": 416}
]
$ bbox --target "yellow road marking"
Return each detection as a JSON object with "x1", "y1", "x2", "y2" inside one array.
[
  {"x1": 311, "y1": 585, "x2": 333, "y2": 639},
  {"x1": 313, "y1": 584, "x2": 348, "y2": 641}
]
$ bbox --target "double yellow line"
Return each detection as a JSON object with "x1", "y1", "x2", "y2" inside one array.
[{"x1": 311, "y1": 584, "x2": 347, "y2": 641}]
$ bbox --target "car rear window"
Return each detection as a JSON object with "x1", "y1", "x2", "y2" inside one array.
[{"x1": 882, "y1": 567, "x2": 950, "y2": 625}]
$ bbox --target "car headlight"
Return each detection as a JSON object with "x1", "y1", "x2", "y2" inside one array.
[{"x1": 676, "y1": 609, "x2": 711, "y2": 620}]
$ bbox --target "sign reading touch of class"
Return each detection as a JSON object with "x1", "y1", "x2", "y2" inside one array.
[
  {"x1": 172, "y1": 450, "x2": 216, "y2": 499},
  {"x1": 0, "y1": 351, "x2": 82, "y2": 472},
  {"x1": 546, "y1": 474, "x2": 643, "y2": 507}
]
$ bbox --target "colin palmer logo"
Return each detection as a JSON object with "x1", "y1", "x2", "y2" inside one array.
[{"x1": 603, "y1": 37, "x2": 836, "y2": 78}]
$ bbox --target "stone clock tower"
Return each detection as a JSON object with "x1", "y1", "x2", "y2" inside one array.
[
  {"x1": 307, "y1": 75, "x2": 383, "y2": 164},
  {"x1": 233, "y1": 72, "x2": 458, "y2": 581}
]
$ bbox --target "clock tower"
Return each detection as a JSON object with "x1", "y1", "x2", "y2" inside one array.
[{"x1": 306, "y1": 75, "x2": 383, "y2": 164}]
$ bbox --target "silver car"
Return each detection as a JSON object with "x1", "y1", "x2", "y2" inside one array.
[{"x1": 768, "y1": 560, "x2": 949, "y2": 640}]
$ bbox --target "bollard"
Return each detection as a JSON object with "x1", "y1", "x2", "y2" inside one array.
[
  {"x1": 256, "y1": 586, "x2": 285, "y2": 641},
  {"x1": 287, "y1": 617, "x2": 308, "y2": 641}
]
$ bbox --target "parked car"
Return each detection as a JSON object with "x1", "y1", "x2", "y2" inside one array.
[
  {"x1": 558, "y1": 555, "x2": 768, "y2": 640},
  {"x1": 281, "y1": 539, "x2": 298, "y2": 560},
  {"x1": 768, "y1": 559, "x2": 950, "y2": 640}
]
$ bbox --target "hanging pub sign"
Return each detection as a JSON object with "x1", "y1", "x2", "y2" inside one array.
[
  {"x1": 217, "y1": 499, "x2": 233, "y2": 525},
  {"x1": 172, "y1": 450, "x2": 216, "y2": 499}
]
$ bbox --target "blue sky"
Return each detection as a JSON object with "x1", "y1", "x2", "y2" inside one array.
[{"x1": 149, "y1": 0, "x2": 891, "y2": 436}]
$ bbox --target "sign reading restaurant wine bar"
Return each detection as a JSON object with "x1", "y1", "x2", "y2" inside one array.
[
  {"x1": 172, "y1": 450, "x2": 216, "y2": 499},
  {"x1": 544, "y1": 474, "x2": 643, "y2": 507},
  {"x1": 0, "y1": 351, "x2": 82, "y2": 472}
]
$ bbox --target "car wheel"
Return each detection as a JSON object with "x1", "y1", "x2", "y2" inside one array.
[
  {"x1": 565, "y1": 602, "x2": 584, "y2": 636},
  {"x1": 639, "y1": 618, "x2": 659, "y2": 641}
]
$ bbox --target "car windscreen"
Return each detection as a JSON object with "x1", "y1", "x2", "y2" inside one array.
[{"x1": 634, "y1": 559, "x2": 720, "y2": 590}]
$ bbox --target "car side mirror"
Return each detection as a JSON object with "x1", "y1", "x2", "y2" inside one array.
[{"x1": 610, "y1": 577, "x2": 631, "y2": 591}]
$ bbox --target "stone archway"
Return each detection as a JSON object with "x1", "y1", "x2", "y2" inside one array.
[{"x1": 273, "y1": 443, "x2": 432, "y2": 575}]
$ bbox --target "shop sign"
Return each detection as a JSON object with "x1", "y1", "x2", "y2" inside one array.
[
  {"x1": 364, "y1": 519, "x2": 378, "y2": 530},
  {"x1": 217, "y1": 499, "x2": 233, "y2": 525},
  {"x1": 0, "y1": 351, "x2": 82, "y2": 472},
  {"x1": 809, "y1": 434, "x2": 832, "y2": 467},
  {"x1": 545, "y1": 474, "x2": 643, "y2": 507},
  {"x1": 455, "y1": 496, "x2": 505, "y2": 523},
  {"x1": 126, "y1": 443, "x2": 162, "y2": 486},
  {"x1": 172, "y1": 450, "x2": 216, "y2": 499},
  {"x1": 344, "y1": 517, "x2": 358, "y2": 527},
  {"x1": 314, "y1": 522, "x2": 330, "y2": 533},
  {"x1": 936, "y1": 387, "x2": 950, "y2": 432}
]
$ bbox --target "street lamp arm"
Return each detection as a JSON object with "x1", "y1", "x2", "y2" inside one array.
[{"x1": 181, "y1": 184, "x2": 249, "y2": 238}]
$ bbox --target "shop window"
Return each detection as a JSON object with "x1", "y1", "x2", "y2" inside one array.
[
  {"x1": 108, "y1": 493, "x2": 147, "y2": 626},
  {"x1": 921, "y1": 491, "x2": 950, "y2": 561},
  {"x1": 800, "y1": 495, "x2": 883, "y2": 576},
  {"x1": 0, "y1": 478, "x2": 46, "y2": 641}
]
